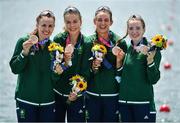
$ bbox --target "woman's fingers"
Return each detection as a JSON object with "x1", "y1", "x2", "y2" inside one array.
[
  {"x1": 22, "y1": 40, "x2": 34, "y2": 55},
  {"x1": 68, "y1": 92, "x2": 77, "y2": 101},
  {"x1": 93, "y1": 59, "x2": 101, "y2": 67},
  {"x1": 55, "y1": 64, "x2": 63, "y2": 74},
  {"x1": 147, "y1": 50, "x2": 156, "y2": 64}
]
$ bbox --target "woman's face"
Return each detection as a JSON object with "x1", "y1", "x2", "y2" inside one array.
[
  {"x1": 128, "y1": 19, "x2": 145, "y2": 44},
  {"x1": 37, "y1": 16, "x2": 55, "y2": 41},
  {"x1": 64, "y1": 13, "x2": 82, "y2": 35},
  {"x1": 94, "y1": 11, "x2": 113, "y2": 35}
]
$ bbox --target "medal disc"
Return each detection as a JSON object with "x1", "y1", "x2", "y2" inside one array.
[
  {"x1": 30, "y1": 35, "x2": 38, "y2": 44},
  {"x1": 112, "y1": 46, "x2": 120, "y2": 56},
  {"x1": 65, "y1": 44, "x2": 74, "y2": 54}
]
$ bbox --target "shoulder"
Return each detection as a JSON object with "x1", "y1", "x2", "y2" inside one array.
[
  {"x1": 110, "y1": 31, "x2": 120, "y2": 41},
  {"x1": 53, "y1": 32, "x2": 68, "y2": 43},
  {"x1": 117, "y1": 39, "x2": 128, "y2": 52},
  {"x1": 81, "y1": 34, "x2": 88, "y2": 42},
  {"x1": 82, "y1": 35, "x2": 92, "y2": 44},
  {"x1": 118, "y1": 39, "x2": 127, "y2": 45},
  {"x1": 17, "y1": 34, "x2": 29, "y2": 44},
  {"x1": 87, "y1": 33, "x2": 96, "y2": 42},
  {"x1": 81, "y1": 36, "x2": 93, "y2": 50}
]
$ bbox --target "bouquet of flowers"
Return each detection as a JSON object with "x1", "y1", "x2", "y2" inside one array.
[
  {"x1": 89, "y1": 43, "x2": 107, "y2": 72},
  {"x1": 89, "y1": 43, "x2": 107, "y2": 61},
  {"x1": 48, "y1": 42, "x2": 64, "y2": 72},
  {"x1": 66, "y1": 75, "x2": 87, "y2": 104},
  {"x1": 148, "y1": 34, "x2": 167, "y2": 51}
]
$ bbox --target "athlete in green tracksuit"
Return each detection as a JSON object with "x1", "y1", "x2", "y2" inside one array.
[
  {"x1": 84, "y1": 30, "x2": 127, "y2": 122},
  {"x1": 10, "y1": 35, "x2": 55, "y2": 105},
  {"x1": 52, "y1": 6, "x2": 90, "y2": 122},
  {"x1": 52, "y1": 31, "x2": 90, "y2": 122},
  {"x1": 83, "y1": 6, "x2": 128, "y2": 122},
  {"x1": 9, "y1": 10, "x2": 56, "y2": 122},
  {"x1": 118, "y1": 14, "x2": 162, "y2": 122},
  {"x1": 118, "y1": 38, "x2": 161, "y2": 122}
]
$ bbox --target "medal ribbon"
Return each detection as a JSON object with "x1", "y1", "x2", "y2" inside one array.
[{"x1": 98, "y1": 37, "x2": 111, "y2": 47}]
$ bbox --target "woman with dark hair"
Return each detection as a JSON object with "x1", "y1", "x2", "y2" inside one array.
[
  {"x1": 84, "y1": 6, "x2": 127, "y2": 122},
  {"x1": 9, "y1": 10, "x2": 56, "y2": 122},
  {"x1": 118, "y1": 15, "x2": 162, "y2": 122}
]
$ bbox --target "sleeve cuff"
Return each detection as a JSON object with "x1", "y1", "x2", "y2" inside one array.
[
  {"x1": 117, "y1": 66, "x2": 123, "y2": 72},
  {"x1": 148, "y1": 62, "x2": 155, "y2": 68},
  {"x1": 18, "y1": 51, "x2": 27, "y2": 61},
  {"x1": 20, "y1": 52, "x2": 25, "y2": 58}
]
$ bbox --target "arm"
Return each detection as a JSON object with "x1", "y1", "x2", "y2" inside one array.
[
  {"x1": 9, "y1": 37, "x2": 32, "y2": 74},
  {"x1": 116, "y1": 40, "x2": 127, "y2": 77},
  {"x1": 146, "y1": 50, "x2": 162, "y2": 84}
]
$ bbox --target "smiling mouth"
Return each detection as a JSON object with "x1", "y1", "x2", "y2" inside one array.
[
  {"x1": 100, "y1": 26, "x2": 106, "y2": 29},
  {"x1": 43, "y1": 31, "x2": 49, "y2": 35},
  {"x1": 131, "y1": 34, "x2": 139, "y2": 38}
]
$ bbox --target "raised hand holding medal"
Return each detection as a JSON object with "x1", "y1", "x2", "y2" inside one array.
[
  {"x1": 64, "y1": 44, "x2": 74, "y2": 67},
  {"x1": 112, "y1": 44, "x2": 125, "y2": 68},
  {"x1": 112, "y1": 45, "x2": 121, "y2": 56},
  {"x1": 112, "y1": 45, "x2": 125, "y2": 60},
  {"x1": 21, "y1": 35, "x2": 38, "y2": 56}
]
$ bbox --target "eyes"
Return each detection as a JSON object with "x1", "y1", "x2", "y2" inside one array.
[
  {"x1": 65, "y1": 19, "x2": 79, "y2": 24},
  {"x1": 128, "y1": 26, "x2": 142, "y2": 31},
  {"x1": 96, "y1": 18, "x2": 110, "y2": 23},
  {"x1": 38, "y1": 17, "x2": 55, "y2": 29},
  {"x1": 41, "y1": 24, "x2": 54, "y2": 28}
]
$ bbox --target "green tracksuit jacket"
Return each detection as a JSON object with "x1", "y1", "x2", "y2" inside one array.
[
  {"x1": 52, "y1": 31, "x2": 89, "y2": 95},
  {"x1": 9, "y1": 35, "x2": 55, "y2": 105},
  {"x1": 84, "y1": 31, "x2": 127, "y2": 94},
  {"x1": 118, "y1": 38, "x2": 162, "y2": 111}
]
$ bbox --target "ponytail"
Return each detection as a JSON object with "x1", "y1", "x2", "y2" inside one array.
[{"x1": 116, "y1": 31, "x2": 128, "y2": 46}]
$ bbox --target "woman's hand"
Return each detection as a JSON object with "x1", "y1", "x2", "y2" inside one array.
[
  {"x1": 115, "y1": 47, "x2": 125, "y2": 68},
  {"x1": 68, "y1": 92, "x2": 78, "y2": 101},
  {"x1": 116, "y1": 48, "x2": 125, "y2": 62},
  {"x1": 22, "y1": 39, "x2": 34, "y2": 56},
  {"x1": 136, "y1": 45, "x2": 149, "y2": 55},
  {"x1": 64, "y1": 44, "x2": 74, "y2": 66},
  {"x1": 64, "y1": 52, "x2": 72, "y2": 66},
  {"x1": 54, "y1": 64, "x2": 64, "y2": 75},
  {"x1": 92, "y1": 59, "x2": 101, "y2": 71},
  {"x1": 147, "y1": 51, "x2": 156, "y2": 64}
]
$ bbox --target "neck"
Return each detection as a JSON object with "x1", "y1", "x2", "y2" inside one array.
[
  {"x1": 98, "y1": 32, "x2": 109, "y2": 40},
  {"x1": 132, "y1": 38, "x2": 143, "y2": 46},
  {"x1": 133, "y1": 41, "x2": 139, "y2": 46},
  {"x1": 38, "y1": 37, "x2": 46, "y2": 42},
  {"x1": 69, "y1": 33, "x2": 80, "y2": 46}
]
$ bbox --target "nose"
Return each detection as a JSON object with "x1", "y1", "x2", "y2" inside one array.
[
  {"x1": 70, "y1": 22, "x2": 75, "y2": 28},
  {"x1": 44, "y1": 26, "x2": 50, "y2": 32},
  {"x1": 131, "y1": 28, "x2": 137, "y2": 33},
  {"x1": 101, "y1": 20, "x2": 106, "y2": 25}
]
